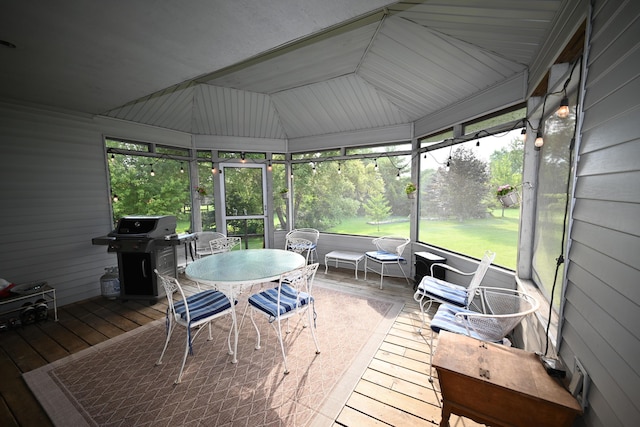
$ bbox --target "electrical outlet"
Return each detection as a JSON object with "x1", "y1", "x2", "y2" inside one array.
[{"x1": 570, "y1": 357, "x2": 590, "y2": 411}]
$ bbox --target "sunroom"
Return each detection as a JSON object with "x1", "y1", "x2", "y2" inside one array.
[{"x1": 0, "y1": 1, "x2": 638, "y2": 426}]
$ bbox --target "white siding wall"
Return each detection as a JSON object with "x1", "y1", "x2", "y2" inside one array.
[
  {"x1": 561, "y1": 1, "x2": 640, "y2": 425},
  {"x1": 0, "y1": 103, "x2": 190, "y2": 306}
]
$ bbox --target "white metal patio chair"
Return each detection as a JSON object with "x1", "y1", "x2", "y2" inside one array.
[
  {"x1": 413, "y1": 250, "x2": 496, "y2": 331},
  {"x1": 286, "y1": 228, "x2": 319, "y2": 263},
  {"x1": 284, "y1": 236, "x2": 313, "y2": 264},
  {"x1": 193, "y1": 231, "x2": 226, "y2": 258},
  {"x1": 427, "y1": 286, "x2": 539, "y2": 380},
  {"x1": 364, "y1": 236, "x2": 411, "y2": 289},
  {"x1": 209, "y1": 236, "x2": 241, "y2": 254},
  {"x1": 154, "y1": 269, "x2": 236, "y2": 384},
  {"x1": 247, "y1": 263, "x2": 320, "y2": 375}
]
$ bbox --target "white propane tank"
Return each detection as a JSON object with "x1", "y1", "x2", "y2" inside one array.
[{"x1": 100, "y1": 267, "x2": 120, "y2": 299}]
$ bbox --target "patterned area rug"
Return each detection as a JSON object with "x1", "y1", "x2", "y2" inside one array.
[{"x1": 24, "y1": 281, "x2": 403, "y2": 426}]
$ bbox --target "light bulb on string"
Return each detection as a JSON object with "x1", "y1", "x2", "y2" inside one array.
[
  {"x1": 445, "y1": 157, "x2": 451, "y2": 172},
  {"x1": 337, "y1": 164, "x2": 341, "y2": 175},
  {"x1": 112, "y1": 194, "x2": 119, "y2": 202},
  {"x1": 211, "y1": 163, "x2": 216, "y2": 174},
  {"x1": 110, "y1": 153, "x2": 115, "y2": 162},
  {"x1": 150, "y1": 164, "x2": 155, "y2": 176},
  {"x1": 374, "y1": 159, "x2": 378, "y2": 171},
  {"x1": 240, "y1": 152, "x2": 246, "y2": 163},
  {"x1": 396, "y1": 169, "x2": 401, "y2": 180},
  {"x1": 556, "y1": 96, "x2": 570, "y2": 118},
  {"x1": 534, "y1": 132, "x2": 544, "y2": 150},
  {"x1": 180, "y1": 163, "x2": 184, "y2": 173},
  {"x1": 267, "y1": 160, "x2": 272, "y2": 171}
]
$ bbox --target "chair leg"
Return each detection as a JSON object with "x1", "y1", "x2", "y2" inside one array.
[
  {"x1": 379, "y1": 263, "x2": 384, "y2": 289},
  {"x1": 275, "y1": 318, "x2": 289, "y2": 375},
  {"x1": 156, "y1": 319, "x2": 175, "y2": 366},
  {"x1": 249, "y1": 308, "x2": 262, "y2": 350},
  {"x1": 176, "y1": 329, "x2": 191, "y2": 384},
  {"x1": 307, "y1": 307, "x2": 321, "y2": 355},
  {"x1": 428, "y1": 328, "x2": 436, "y2": 383}
]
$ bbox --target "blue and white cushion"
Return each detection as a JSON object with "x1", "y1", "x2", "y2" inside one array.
[
  {"x1": 248, "y1": 284, "x2": 313, "y2": 322},
  {"x1": 174, "y1": 289, "x2": 233, "y2": 322},
  {"x1": 365, "y1": 250, "x2": 406, "y2": 263},
  {"x1": 416, "y1": 276, "x2": 469, "y2": 307}
]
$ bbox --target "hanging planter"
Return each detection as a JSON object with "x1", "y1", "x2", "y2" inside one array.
[
  {"x1": 279, "y1": 188, "x2": 289, "y2": 200},
  {"x1": 405, "y1": 183, "x2": 417, "y2": 199},
  {"x1": 497, "y1": 185, "x2": 519, "y2": 208}
]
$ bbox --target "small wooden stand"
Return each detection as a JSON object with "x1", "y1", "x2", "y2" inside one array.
[{"x1": 433, "y1": 331, "x2": 582, "y2": 427}]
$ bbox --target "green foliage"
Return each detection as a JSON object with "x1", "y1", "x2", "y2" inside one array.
[
  {"x1": 109, "y1": 155, "x2": 191, "y2": 230},
  {"x1": 363, "y1": 192, "x2": 392, "y2": 231}
]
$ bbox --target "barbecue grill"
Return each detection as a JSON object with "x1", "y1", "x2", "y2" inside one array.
[{"x1": 92, "y1": 215, "x2": 191, "y2": 302}]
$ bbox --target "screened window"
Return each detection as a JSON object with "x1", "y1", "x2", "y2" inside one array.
[
  {"x1": 290, "y1": 152, "x2": 411, "y2": 237},
  {"x1": 531, "y1": 89, "x2": 578, "y2": 304},
  {"x1": 418, "y1": 127, "x2": 524, "y2": 269}
]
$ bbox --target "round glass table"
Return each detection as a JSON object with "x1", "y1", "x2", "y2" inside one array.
[{"x1": 185, "y1": 249, "x2": 306, "y2": 363}]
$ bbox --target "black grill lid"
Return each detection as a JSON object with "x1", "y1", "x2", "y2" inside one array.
[{"x1": 109, "y1": 215, "x2": 177, "y2": 238}]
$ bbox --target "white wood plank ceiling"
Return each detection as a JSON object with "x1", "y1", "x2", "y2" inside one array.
[{"x1": 1, "y1": 0, "x2": 564, "y2": 141}]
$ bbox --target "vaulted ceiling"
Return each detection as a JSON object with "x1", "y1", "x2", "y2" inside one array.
[{"x1": 1, "y1": 1, "x2": 565, "y2": 141}]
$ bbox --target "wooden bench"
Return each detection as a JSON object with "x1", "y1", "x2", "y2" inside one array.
[{"x1": 324, "y1": 251, "x2": 365, "y2": 279}]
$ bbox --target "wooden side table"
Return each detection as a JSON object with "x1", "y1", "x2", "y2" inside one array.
[{"x1": 433, "y1": 331, "x2": 582, "y2": 427}]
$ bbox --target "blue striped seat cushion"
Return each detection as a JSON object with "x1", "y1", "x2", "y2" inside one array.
[
  {"x1": 174, "y1": 289, "x2": 233, "y2": 322},
  {"x1": 430, "y1": 304, "x2": 483, "y2": 340},
  {"x1": 248, "y1": 284, "x2": 313, "y2": 320},
  {"x1": 365, "y1": 250, "x2": 406, "y2": 263},
  {"x1": 416, "y1": 276, "x2": 468, "y2": 307}
]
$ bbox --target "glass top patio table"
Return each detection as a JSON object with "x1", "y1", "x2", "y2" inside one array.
[
  {"x1": 184, "y1": 249, "x2": 306, "y2": 364},
  {"x1": 185, "y1": 248, "x2": 305, "y2": 285}
]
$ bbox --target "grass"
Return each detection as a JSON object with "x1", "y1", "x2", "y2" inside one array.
[{"x1": 327, "y1": 208, "x2": 520, "y2": 270}]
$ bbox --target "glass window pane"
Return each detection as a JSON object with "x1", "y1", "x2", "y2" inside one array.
[
  {"x1": 464, "y1": 106, "x2": 526, "y2": 136},
  {"x1": 197, "y1": 161, "x2": 216, "y2": 231},
  {"x1": 293, "y1": 156, "x2": 410, "y2": 237},
  {"x1": 531, "y1": 91, "x2": 577, "y2": 304},
  {"x1": 108, "y1": 154, "x2": 191, "y2": 233},
  {"x1": 418, "y1": 129, "x2": 524, "y2": 268}
]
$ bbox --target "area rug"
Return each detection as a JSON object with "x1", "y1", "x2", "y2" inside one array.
[{"x1": 24, "y1": 280, "x2": 403, "y2": 426}]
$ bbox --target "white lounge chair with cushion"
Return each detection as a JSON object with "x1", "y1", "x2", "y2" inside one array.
[
  {"x1": 413, "y1": 250, "x2": 496, "y2": 331},
  {"x1": 364, "y1": 236, "x2": 411, "y2": 289}
]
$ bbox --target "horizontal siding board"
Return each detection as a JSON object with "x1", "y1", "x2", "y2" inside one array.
[
  {"x1": 568, "y1": 242, "x2": 640, "y2": 320},
  {"x1": 577, "y1": 140, "x2": 640, "y2": 176},
  {"x1": 580, "y1": 105, "x2": 640, "y2": 152},
  {"x1": 572, "y1": 199, "x2": 640, "y2": 237},
  {"x1": 568, "y1": 262, "x2": 639, "y2": 340},
  {"x1": 570, "y1": 221, "x2": 639, "y2": 270},
  {"x1": 574, "y1": 171, "x2": 640, "y2": 203},
  {"x1": 582, "y1": 74, "x2": 640, "y2": 131}
]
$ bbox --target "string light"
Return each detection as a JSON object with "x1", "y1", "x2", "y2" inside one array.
[
  {"x1": 312, "y1": 162, "x2": 317, "y2": 174},
  {"x1": 180, "y1": 163, "x2": 184, "y2": 173},
  {"x1": 267, "y1": 160, "x2": 272, "y2": 171},
  {"x1": 112, "y1": 193, "x2": 119, "y2": 202},
  {"x1": 149, "y1": 164, "x2": 155, "y2": 176},
  {"x1": 110, "y1": 153, "x2": 115, "y2": 162},
  {"x1": 556, "y1": 95, "x2": 570, "y2": 118},
  {"x1": 240, "y1": 152, "x2": 246, "y2": 163},
  {"x1": 211, "y1": 162, "x2": 216, "y2": 174},
  {"x1": 396, "y1": 169, "x2": 401, "y2": 180},
  {"x1": 374, "y1": 158, "x2": 378, "y2": 171},
  {"x1": 337, "y1": 163, "x2": 341, "y2": 174},
  {"x1": 534, "y1": 132, "x2": 544, "y2": 150}
]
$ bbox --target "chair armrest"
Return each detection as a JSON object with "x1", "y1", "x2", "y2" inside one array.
[{"x1": 430, "y1": 263, "x2": 474, "y2": 277}]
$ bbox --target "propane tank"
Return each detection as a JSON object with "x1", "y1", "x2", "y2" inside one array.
[{"x1": 100, "y1": 267, "x2": 120, "y2": 299}]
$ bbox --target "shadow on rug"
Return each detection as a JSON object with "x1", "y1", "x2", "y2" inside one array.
[{"x1": 24, "y1": 281, "x2": 403, "y2": 426}]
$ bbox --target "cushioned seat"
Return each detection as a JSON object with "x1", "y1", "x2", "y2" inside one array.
[
  {"x1": 174, "y1": 289, "x2": 233, "y2": 322},
  {"x1": 249, "y1": 284, "x2": 312, "y2": 320},
  {"x1": 415, "y1": 277, "x2": 469, "y2": 307}
]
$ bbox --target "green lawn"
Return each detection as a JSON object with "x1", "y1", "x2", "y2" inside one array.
[{"x1": 327, "y1": 208, "x2": 520, "y2": 270}]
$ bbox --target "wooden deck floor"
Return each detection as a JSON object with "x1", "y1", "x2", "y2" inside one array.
[{"x1": 0, "y1": 268, "x2": 482, "y2": 426}]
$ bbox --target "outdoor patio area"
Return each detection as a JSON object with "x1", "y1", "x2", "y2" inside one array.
[{"x1": 1, "y1": 267, "x2": 487, "y2": 426}]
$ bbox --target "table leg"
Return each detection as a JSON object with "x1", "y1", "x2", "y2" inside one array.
[
  {"x1": 220, "y1": 285, "x2": 239, "y2": 364},
  {"x1": 440, "y1": 401, "x2": 452, "y2": 427}
]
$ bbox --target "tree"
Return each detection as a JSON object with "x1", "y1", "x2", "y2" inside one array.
[
  {"x1": 426, "y1": 146, "x2": 490, "y2": 221},
  {"x1": 363, "y1": 192, "x2": 392, "y2": 231}
]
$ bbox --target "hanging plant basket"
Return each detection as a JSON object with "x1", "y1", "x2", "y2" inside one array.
[
  {"x1": 499, "y1": 191, "x2": 519, "y2": 208},
  {"x1": 407, "y1": 191, "x2": 416, "y2": 199}
]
